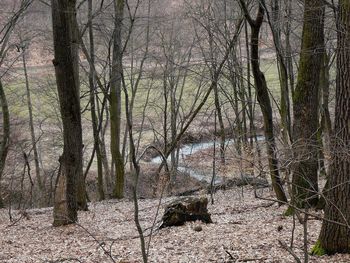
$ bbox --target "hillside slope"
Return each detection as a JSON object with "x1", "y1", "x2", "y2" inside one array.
[{"x1": 1, "y1": 188, "x2": 349, "y2": 263}]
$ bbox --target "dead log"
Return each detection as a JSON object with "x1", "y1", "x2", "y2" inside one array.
[{"x1": 160, "y1": 196, "x2": 212, "y2": 228}]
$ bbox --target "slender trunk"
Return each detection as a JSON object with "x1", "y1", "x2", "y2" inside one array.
[
  {"x1": 320, "y1": 53, "x2": 332, "y2": 155},
  {"x1": 22, "y1": 48, "x2": 43, "y2": 194},
  {"x1": 163, "y1": 72, "x2": 168, "y2": 161},
  {"x1": 170, "y1": 82, "x2": 177, "y2": 173},
  {"x1": 245, "y1": 21, "x2": 253, "y2": 147},
  {"x1": 101, "y1": 135, "x2": 111, "y2": 192},
  {"x1": 208, "y1": 23, "x2": 225, "y2": 163},
  {"x1": 240, "y1": 1, "x2": 287, "y2": 203},
  {"x1": 316, "y1": 54, "x2": 332, "y2": 209},
  {"x1": 213, "y1": 83, "x2": 226, "y2": 163},
  {"x1": 270, "y1": 0, "x2": 292, "y2": 143},
  {"x1": 97, "y1": 96, "x2": 111, "y2": 193},
  {"x1": 244, "y1": 19, "x2": 258, "y2": 170},
  {"x1": 230, "y1": 67, "x2": 242, "y2": 155},
  {"x1": 0, "y1": 79, "x2": 10, "y2": 208},
  {"x1": 285, "y1": 0, "x2": 295, "y2": 98},
  {"x1": 88, "y1": 0, "x2": 104, "y2": 200},
  {"x1": 110, "y1": 0, "x2": 125, "y2": 199},
  {"x1": 237, "y1": 49, "x2": 248, "y2": 148},
  {"x1": 123, "y1": 83, "x2": 148, "y2": 262}
]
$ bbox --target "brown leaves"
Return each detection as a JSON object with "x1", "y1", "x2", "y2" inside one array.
[{"x1": 0, "y1": 189, "x2": 349, "y2": 262}]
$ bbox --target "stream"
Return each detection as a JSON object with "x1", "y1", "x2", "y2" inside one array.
[{"x1": 151, "y1": 136, "x2": 265, "y2": 185}]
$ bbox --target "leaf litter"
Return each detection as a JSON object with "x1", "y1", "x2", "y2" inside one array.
[{"x1": 1, "y1": 187, "x2": 349, "y2": 263}]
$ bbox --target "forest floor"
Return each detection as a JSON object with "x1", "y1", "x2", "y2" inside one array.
[{"x1": 1, "y1": 186, "x2": 350, "y2": 263}]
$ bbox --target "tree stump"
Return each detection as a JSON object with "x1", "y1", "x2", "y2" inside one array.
[{"x1": 160, "y1": 196, "x2": 212, "y2": 228}]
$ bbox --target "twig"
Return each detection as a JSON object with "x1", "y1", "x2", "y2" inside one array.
[
  {"x1": 239, "y1": 258, "x2": 268, "y2": 262},
  {"x1": 291, "y1": 212, "x2": 296, "y2": 248},
  {"x1": 210, "y1": 109, "x2": 217, "y2": 205},
  {"x1": 278, "y1": 240, "x2": 302, "y2": 263},
  {"x1": 43, "y1": 258, "x2": 83, "y2": 263},
  {"x1": 303, "y1": 211, "x2": 309, "y2": 263},
  {"x1": 6, "y1": 213, "x2": 25, "y2": 228},
  {"x1": 75, "y1": 223, "x2": 116, "y2": 263},
  {"x1": 225, "y1": 250, "x2": 236, "y2": 260}
]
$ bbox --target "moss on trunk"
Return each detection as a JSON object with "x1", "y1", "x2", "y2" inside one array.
[{"x1": 292, "y1": 0, "x2": 325, "y2": 208}]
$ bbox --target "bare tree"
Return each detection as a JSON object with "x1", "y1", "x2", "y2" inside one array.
[
  {"x1": 262, "y1": 0, "x2": 292, "y2": 144},
  {"x1": 0, "y1": 0, "x2": 33, "y2": 208},
  {"x1": 87, "y1": 0, "x2": 105, "y2": 201},
  {"x1": 0, "y1": 79, "x2": 9, "y2": 208},
  {"x1": 52, "y1": 0, "x2": 86, "y2": 226},
  {"x1": 110, "y1": 0, "x2": 125, "y2": 199},
  {"x1": 238, "y1": 0, "x2": 288, "y2": 203},
  {"x1": 19, "y1": 40, "x2": 44, "y2": 195}
]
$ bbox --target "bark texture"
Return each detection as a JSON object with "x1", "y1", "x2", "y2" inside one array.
[
  {"x1": 110, "y1": 0, "x2": 125, "y2": 199},
  {"x1": 52, "y1": 0, "x2": 85, "y2": 226},
  {"x1": 292, "y1": 0, "x2": 325, "y2": 208},
  {"x1": 316, "y1": 0, "x2": 350, "y2": 254},
  {"x1": 161, "y1": 196, "x2": 212, "y2": 228}
]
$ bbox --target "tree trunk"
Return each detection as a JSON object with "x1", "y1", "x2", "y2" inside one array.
[
  {"x1": 0, "y1": 79, "x2": 10, "y2": 208},
  {"x1": 208, "y1": 23, "x2": 226, "y2": 163},
  {"x1": 52, "y1": 0, "x2": 85, "y2": 226},
  {"x1": 285, "y1": 0, "x2": 295, "y2": 98},
  {"x1": 22, "y1": 47, "x2": 44, "y2": 194},
  {"x1": 213, "y1": 83, "x2": 226, "y2": 164},
  {"x1": 270, "y1": 0, "x2": 292, "y2": 143},
  {"x1": 244, "y1": 20, "x2": 258, "y2": 159},
  {"x1": 97, "y1": 96, "x2": 112, "y2": 194},
  {"x1": 292, "y1": 0, "x2": 324, "y2": 208},
  {"x1": 239, "y1": 1, "x2": 287, "y2": 203},
  {"x1": 314, "y1": 0, "x2": 350, "y2": 254},
  {"x1": 319, "y1": 53, "x2": 332, "y2": 156},
  {"x1": 88, "y1": 0, "x2": 104, "y2": 201},
  {"x1": 110, "y1": 0, "x2": 125, "y2": 199},
  {"x1": 228, "y1": 62, "x2": 242, "y2": 155},
  {"x1": 316, "y1": 53, "x2": 332, "y2": 209}
]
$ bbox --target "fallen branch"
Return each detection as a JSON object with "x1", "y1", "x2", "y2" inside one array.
[
  {"x1": 224, "y1": 250, "x2": 267, "y2": 262},
  {"x1": 6, "y1": 210, "x2": 29, "y2": 228},
  {"x1": 44, "y1": 258, "x2": 83, "y2": 263},
  {"x1": 239, "y1": 258, "x2": 268, "y2": 262},
  {"x1": 75, "y1": 223, "x2": 116, "y2": 263},
  {"x1": 225, "y1": 250, "x2": 236, "y2": 261}
]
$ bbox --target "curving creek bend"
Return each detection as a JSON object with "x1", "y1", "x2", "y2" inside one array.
[{"x1": 150, "y1": 136, "x2": 265, "y2": 185}]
